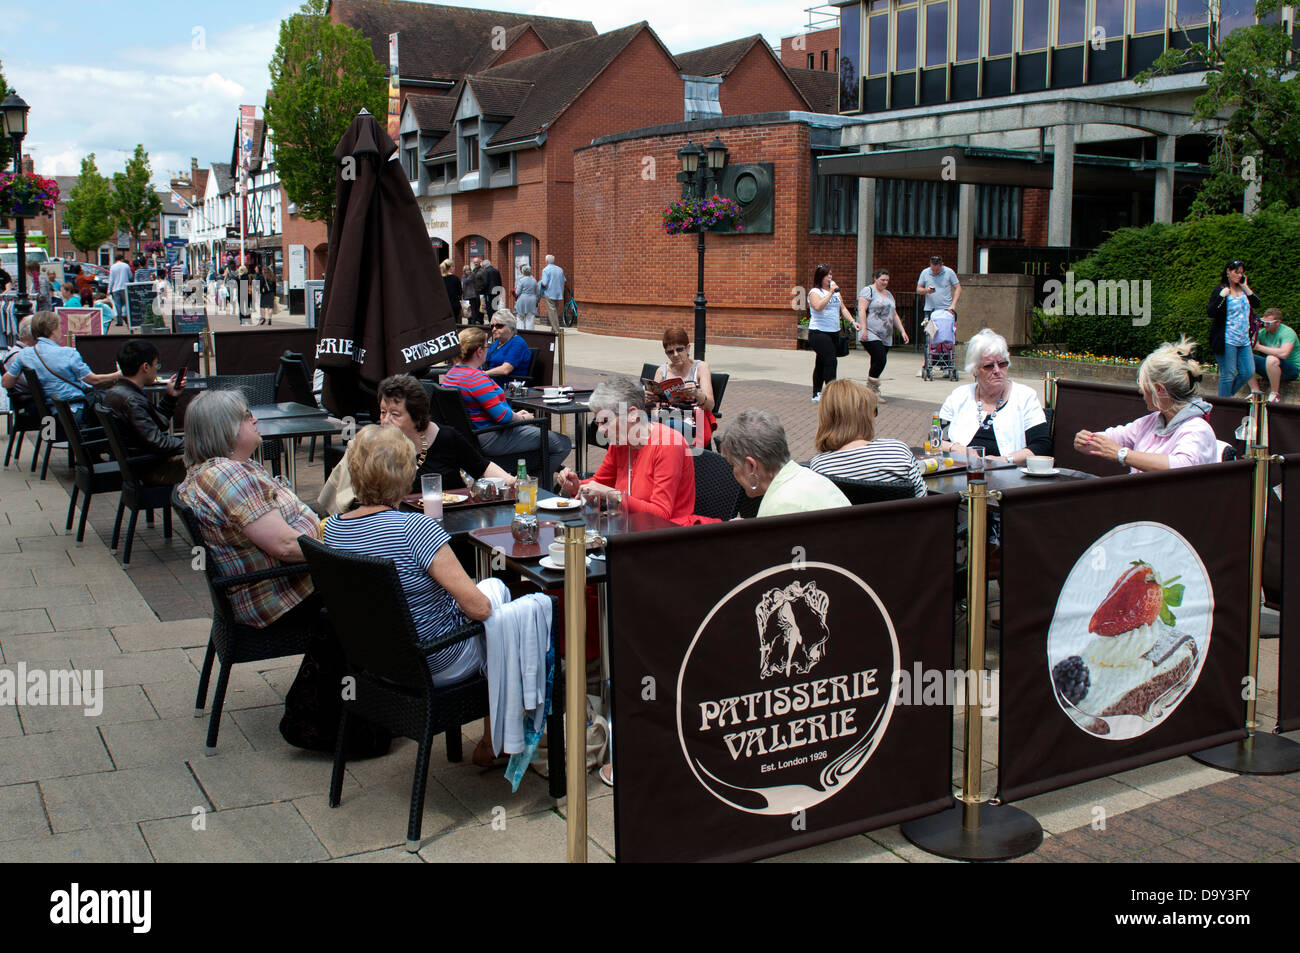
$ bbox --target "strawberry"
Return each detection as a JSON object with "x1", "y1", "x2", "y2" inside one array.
[{"x1": 1088, "y1": 561, "x2": 1184, "y2": 636}]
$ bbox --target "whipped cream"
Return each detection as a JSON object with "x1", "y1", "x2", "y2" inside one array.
[{"x1": 1085, "y1": 621, "x2": 1161, "y2": 668}]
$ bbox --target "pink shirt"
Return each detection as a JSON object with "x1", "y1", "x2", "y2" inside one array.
[{"x1": 1102, "y1": 410, "x2": 1218, "y2": 472}]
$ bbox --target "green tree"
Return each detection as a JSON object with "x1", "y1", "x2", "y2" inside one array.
[
  {"x1": 264, "y1": 0, "x2": 387, "y2": 232},
  {"x1": 1137, "y1": 0, "x2": 1300, "y2": 215},
  {"x1": 63, "y1": 154, "x2": 115, "y2": 258},
  {"x1": 0, "y1": 62, "x2": 12, "y2": 172},
  {"x1": 109, "y1": 145, "x2": 161, "y2": 259}
]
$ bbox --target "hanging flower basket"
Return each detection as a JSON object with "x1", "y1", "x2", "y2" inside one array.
[
  {"x1": 144, "y1": 240, "x2": 164, "y2": 254},
  {"x1": 0, "y1": 172, "x2": 59, "y2": 219},
  {"x1": 662, "y1": 195, "x2": 744, "y2": 235}
]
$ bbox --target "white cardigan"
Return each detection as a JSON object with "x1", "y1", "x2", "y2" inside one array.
[{"x1": 939, "y1": 382, "x2": 1046, "y2": 457}]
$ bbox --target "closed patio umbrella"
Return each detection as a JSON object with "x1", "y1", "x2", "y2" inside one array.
[{"x1": 316, "y1": 109, "x2": 460, "y2": 417}]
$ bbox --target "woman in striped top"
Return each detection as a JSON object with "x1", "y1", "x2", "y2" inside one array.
[{"x1": 808, "y1": 379, "x2": 925, "y2": 497}]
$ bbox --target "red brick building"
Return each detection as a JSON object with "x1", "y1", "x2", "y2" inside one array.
[
  {"x1": 574, "y1": 113, "x2": 1050, "y2": 350},
  {"x1": 779, "y1": 26, "x2": 840, "y2": 73}
]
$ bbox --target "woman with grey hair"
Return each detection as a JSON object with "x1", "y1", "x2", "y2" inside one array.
[
  {"x1": 513, "y1": 264, "x2": 540, "y2": 331},
  {"x1": 1074, "y1": 336, "x2": 1217, "y2": 472},
  {"x1": 938, "y1": 328, "x2": 1050, "y2": 465},
  {"x1": 483, "y1": 310, "x2": 531, "y2": 379},
  {"x1": 176, "y1": 390, "x2": 321, "y2": 629},
  {"x1": 557, "y1": 376, "x2": 701, "y2": 524},
  {"x1": 720, "y1": 410, "x2": 848, "y2": 517}
]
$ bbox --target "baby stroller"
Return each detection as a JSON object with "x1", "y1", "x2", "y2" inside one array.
[{"x1": 922, "y1": 309, "x2": 958, "y2": 381}]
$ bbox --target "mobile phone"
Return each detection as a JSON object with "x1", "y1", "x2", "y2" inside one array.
[{"x1": 175, "y1": 355, "x2": 191, "y2": 389}]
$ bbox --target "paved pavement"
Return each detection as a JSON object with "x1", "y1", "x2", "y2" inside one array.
[{"x1": 0, "y1": 316, "x2": 1294, "y2": 862}]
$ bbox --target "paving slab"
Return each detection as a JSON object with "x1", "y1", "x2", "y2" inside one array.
[
  {"x1": 4, "y1": 516, "x2": 59, "y2": 537},
  {"x1": 140, "y1": 802, "x2": 330, "y2": 863},
  {"x1": 0, "y1": 823, "x2": 154, "y2": 862},
  {"x1": 0, "y1": 628, "x2": 122, "y2": 665},
  {"x1": 49, "y1": 603, "x2": 156, "y2": 631},
  {"x1": 0, "y1": 608, "x2": 52, "y2": 637},
  {"x1": 0, "y1": 584, "x2": 92, "y2": 611},
  {"x1": 34, "y1": 564, "x2": 126, "y2": 586},
  {"x1": 69, "y1": 648, "x2": 198, "y2": 689},
  {"x1": 111, "y1": 618, "x2": 211, "y2": 653},
  {"x1": 100, "y1": 715, "x2": 255, "y2": 769},
  {"x1": 41, "y1": 762, "x2": 208, "y2": 833},
  {"x1": 0, "y1": 568, "x2": 36, "y2": 590},
  {"x1": 762, "y1": 831, "x2": 905, "y2": 863},
  {"x1": 18, "y1": 684, "x2": 157, "y2": 734},
  {"x1": 1015, "y1": 775, "x2": 1161, "y2": 835},
  {"x1": 433, "y1": 753, "x2": 562, "y2": 824},
  {"x1": 417, "y1": 808, "x2": 574, "y2": 863},
  {"x1": 293, "y1": 775, "x2": 478, "y2": 858},
  {"x1": 0, "y1": 727, "x2": 114, "y2": 784},
  {"x1": 144, "y1": 667, "x2": 281, "y2": 719},
  {"x1": 1110, "y1": 757, "x2": 1234, "y2": 801},
  {"x1": 187, "y1": 748, "x2": 358, "y2": 811},
  {"x1": 0, "y1": 781, "x2": 50, "y2": 841},
  {"x1": 0, "y1": 703, "x2": 21, "y2": 739},
  {"x1": 226, "y1": 705, "x2": 293, "y2": 752},
  {"x1": 864, "y1": 825, "x2": 960, "y2": 863},
  {"x1": 326, "y1": 845, "x2": 426, "y2": 863}
]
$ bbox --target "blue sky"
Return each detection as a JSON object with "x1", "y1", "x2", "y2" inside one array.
[{"x1": 1, "y1": 0, "x2": 817, "y2": 186}]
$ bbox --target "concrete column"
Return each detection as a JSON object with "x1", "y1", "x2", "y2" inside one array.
[
  {"x1": 1048, "y1": 124, "x2": 1075, "y2": 247},
  {"x1": 1153, "y1": 135, "x2": 1175, "y2": 224},
  {"x1": 1244, "y1": 153, "x2": 1261, "y2": 215},
  {"x1": 856, "y1": 144, "x2": 875, "y2": 289},
  {"x1": 957, "y1": 183, "x2": 977, "y2": 274}
]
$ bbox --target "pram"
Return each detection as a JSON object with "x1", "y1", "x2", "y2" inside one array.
[{"x1": 922, "y1": 309, "x2": 957, "y2": 381}]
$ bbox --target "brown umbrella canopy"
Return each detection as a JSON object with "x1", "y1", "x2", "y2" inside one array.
[{"x1": 316, "y1": 110, "x2": 460, "y2": 416}]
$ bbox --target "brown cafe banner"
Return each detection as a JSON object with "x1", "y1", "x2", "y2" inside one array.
[
  {"x1": 999, "y1": 463, "x2": 1252, "y2": 802},
  {"x1": 606, "y1": 497, "x2": 958, "y2": 863},
  {"x1": 1278, "y1": 454, "x2": 1300, "y2": 732}
]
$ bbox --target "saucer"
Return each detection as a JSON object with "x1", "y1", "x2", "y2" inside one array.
[
  {"x1": 543, "y1": 397, "x2": 571, "y2": 404},
  {"x1": 537, "y1": 497, "x2": 582, "y2": 512},
  {"x1": 539, "y1": 555, "x2": 592, "y2": 571},
  {"x1": 1019, "y1": 467, "x2": 1060, "y2": 477}
]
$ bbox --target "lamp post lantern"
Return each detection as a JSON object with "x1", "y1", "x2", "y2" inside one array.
[
  {"x1": 676, "y1": 136, "x2": 728, "y2": 361},
  {"x1": 1, "y1": 91, "x2": 32, "y2": 319}
]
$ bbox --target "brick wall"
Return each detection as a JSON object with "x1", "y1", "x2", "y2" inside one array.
[
  {"x1": 779, "y1": 28, "x2": 839, "y2": 70},
  {"x1": 720, "y1": 47, "x2": 809, "y2": 115},
  {"x1": 281, "y1": 204, "x2": 329, "y2": 279},
  {"x1": 493, "y1": 29, "x2": 547, "y2": 66}
]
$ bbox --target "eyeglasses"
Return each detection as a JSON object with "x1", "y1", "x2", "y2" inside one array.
[
  {"x1": 242, "y1": 410, "x2": 256, "y2": 422},
  {"x1": 1228, "y1": 260, "x2": 1245, "y2": 269},
  {"x1": 490, "y1": 323, "x2": 505, "y2": 329},
  {"x1": 665, "y1": 346, "x2": 688, "y2": 356},
  {"x1": 980, "y1": 360, "x2": 1010, "y2": 372}
]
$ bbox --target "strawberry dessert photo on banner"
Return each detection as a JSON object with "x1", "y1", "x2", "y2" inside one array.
[{"x1": 1047, "y1": 524, "x2": 1212, "y2": 741}]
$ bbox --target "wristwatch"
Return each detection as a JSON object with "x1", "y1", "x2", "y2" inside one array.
[{"x1": 1117, "y1": 447, "x2": 1129, "y2": 467}]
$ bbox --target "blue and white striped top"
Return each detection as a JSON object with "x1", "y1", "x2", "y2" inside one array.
[
  {"x1": 322, "y1": 509, "x2": 475, "y2": 677},
  {"x1": 809, "y1": 290, "x2": 843, "y2": 332}
]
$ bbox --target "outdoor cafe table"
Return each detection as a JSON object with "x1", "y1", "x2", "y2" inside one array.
[
  {"x1": 254, "y1": 415, "x2": 345, "y2": 495},
  {"x1": 246, "y1": 401, "x2": 326, "y2": 421},
  {"x1": 507, "y1": 387, "x2": 595, "y2": 474},
  {"x1": 924, "y1": 461, "x2": 1097, "y2": 496}
]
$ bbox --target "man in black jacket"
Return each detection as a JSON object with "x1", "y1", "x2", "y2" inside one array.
[
  {"x1": 102, "y1": 340, "x2": 186, "y2": 485},
  {"x1": 481, "y1": 258, "x2": 504, "y2": 316}
]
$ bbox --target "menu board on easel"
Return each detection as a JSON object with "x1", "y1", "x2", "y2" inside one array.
[
  {"x1": 55, "y1": 307, "x2": 102, "y2": 346},
  {"x1": 125, "y1": 281, "x2": 159, "y2": 330},
  {"x1": 304, "y1": 279, "x2": 325, "y2": 329}
]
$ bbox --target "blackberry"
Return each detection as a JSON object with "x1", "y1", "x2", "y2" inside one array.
[{"x1": 1053, "y1": 656, "x2": 1090, "y2": 706}]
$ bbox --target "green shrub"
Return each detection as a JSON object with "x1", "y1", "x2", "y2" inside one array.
[{"x1": 1047, "y1": 205, "x2": 1300, "y2": 358}]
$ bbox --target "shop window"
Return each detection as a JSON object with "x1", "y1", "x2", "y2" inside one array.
[
  {"x1": 988, "y1": 0, "x2": 1014, "y2": 55},
  {"x1": 840, "y1": 2, "x2": 862, "y2": 109},
  {"x1": 1133, "y1": 0, "x2": 1165, "y2": 32},
  {"x1": 955, "y1": 0, "x2": 981, "y2": 60},
  {"x1": 1094, "y1": 0, "x2": 1126, "y2": 43},
  {"x1": 809, "y1": 158, "x2": 859, "y2": 234},
  {"x1": 896, "y1": 6, "x2": 918, "y2": 71},
  {"x1": 1058, "y1": 0, "x2": 1087, "y2": 43},
  {"x1": 1022, "y1": 0, "x2": 1050, "y2": 50},
  {"x1": 868, "y1": 12, "x2": 891, "y2": 75},
  {"x1": 925, "y1": 1, "x2": 948, "y2": 66}
]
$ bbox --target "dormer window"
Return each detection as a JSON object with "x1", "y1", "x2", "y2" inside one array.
[{"x1": 464, "y1": 134, "x2": 479, "y2": 173}]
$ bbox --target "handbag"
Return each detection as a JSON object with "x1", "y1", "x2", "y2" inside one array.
[{"x1": 835, "y1": 334, "x2": 850, "y2": 357}]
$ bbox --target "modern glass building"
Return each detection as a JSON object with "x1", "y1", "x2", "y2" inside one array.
[{"x1": 832, "y1": 0, "x2": 1283, "y2": 112}]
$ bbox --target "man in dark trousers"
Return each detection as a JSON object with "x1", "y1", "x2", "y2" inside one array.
[
  {"x1": 102, "y1": 339, "x2": 186, "y2": 485},
  {"x1": 464, "y1": 258, "x2": 485, "y2": 325},
  {"x1": 481, "y1": 257, "x2": 504, "y2": 316}
]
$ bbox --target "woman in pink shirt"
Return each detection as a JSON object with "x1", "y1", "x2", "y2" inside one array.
[
  {"x1": 557, "y1": 376, "x2": 699, "y2": 525},
  {"x1": 1074, "y1": 337, "x2": 1218, "y2": 472}
]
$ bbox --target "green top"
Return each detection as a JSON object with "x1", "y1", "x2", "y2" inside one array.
[{"x1": 1258, "y1": 323, "x2": 1299, "y2": 358}]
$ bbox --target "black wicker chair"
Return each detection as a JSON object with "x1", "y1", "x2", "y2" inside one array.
[
  {"x1": 53, "y1": 398, "x2": 121, "y2": 542},
  {"x1": 205, "y1": 373, "x2": 282, "y2": 475},
  {"x1": 4, "y1": 386, "x2": 42, "y2": 469},
  {"x1": 428, "y1": 383, "x2": 557, "y2": 477},
  {"x1": 21, "y1": 367, "x2": 70, "y2": 480},
  {"x1": 826, "y1": 474, "x2": 917, "y2": 505},
  {"x1": 300, "y1": 536, "x2": 566, "y2": 851},
  {"x1": 735, "y1": 492, "x2": 763, "y2": 519},
  {"x1": 692, "y1": 449, "x2": 741, "y2": 521},
  {"x1": 172, "y1": 492, "x2": 318, "y2": 750},
  {"x1": 93, "y1": 406, "x2": 177, "y2": 563},
  {"x1": 275, "y1": 352, "x2": 325, "y2": 463}
]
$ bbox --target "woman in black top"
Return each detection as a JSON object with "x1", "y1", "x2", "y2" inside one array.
[
  {"x1": 256, "y1": 262, "x2": 276, "y2": 325},
  {"x1": 441, "y1": 260, "x2": 462, "y2": 322}
]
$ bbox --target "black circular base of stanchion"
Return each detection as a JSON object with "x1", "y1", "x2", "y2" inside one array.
[
  {"x1": 1191, "y1": 732, "x2": 1300, "y2": 775},
  {"x1": 901, "y1": 801, "x2": 1043, "y2": 861}
]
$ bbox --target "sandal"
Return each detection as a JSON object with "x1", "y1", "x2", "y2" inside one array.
[
  {"x1": 472, "y1": 738, "x2": 499, "y2": 767},
  {"x1": 1268, "y1": 393, "x2": 1281, "y2": 403},
  {"x1": 599, "y1": 762, "x2": 613, "y2": 787}
]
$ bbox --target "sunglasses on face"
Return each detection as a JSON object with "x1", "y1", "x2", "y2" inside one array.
[
  {"x1": 665, "y1": 345, "x2": 688, "y2": 356},
  {"x1": 981, "y1": 360, "x2": 1010, "y2": 371},
  {"x1": 491, "y1": 323, "x2": 505, "y2": 329}
]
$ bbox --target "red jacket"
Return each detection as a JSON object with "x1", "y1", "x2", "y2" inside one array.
[{"x1": 586, "y1": 422, "x2": 699, "y2": 525}]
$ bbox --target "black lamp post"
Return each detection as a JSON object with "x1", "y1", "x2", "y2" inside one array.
[
  {"x1": 676, "y1": 136, "x2": 728, "y2": 361},
  {"x1": 2, "y1": 91, "x2": 32, "y2": 320}
]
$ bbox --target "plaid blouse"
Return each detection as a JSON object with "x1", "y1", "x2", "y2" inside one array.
[{"x1": 178, "y1": 457, "x2": 319, "y2": 628}]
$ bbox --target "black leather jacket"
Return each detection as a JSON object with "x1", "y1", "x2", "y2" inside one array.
[{"x1": 102, "y1": 379, "x2": 184, "y2": 457}]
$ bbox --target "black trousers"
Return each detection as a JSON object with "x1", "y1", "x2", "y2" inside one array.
[
  {"x1": 864, "y1": 339, "x2": 890, "y2": 379},
  {"x1": 809, "y1": 329, "x2": 839, "y2": 396}
]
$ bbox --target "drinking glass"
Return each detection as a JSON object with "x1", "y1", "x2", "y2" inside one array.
[
  {"x1": 515, "y1": 475, "x2": 538, "y2": 516},
  {"x1": 580, "y1": 486, "x2": 602, "y2": 532},
  {"x1": 605, "y1": 489, "x2": 624, "y2": 533},
  {"x1": 421, "y1": 473, "x2": 443, "y2": 518},
  {"x1": 966, "y1": 446, "x2": 986, "y2": 478}
]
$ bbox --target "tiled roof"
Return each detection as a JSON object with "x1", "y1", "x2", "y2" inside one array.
[
  {"x1": 466, "y1": 76, "x2": 533, "y2": 118},
  {"x1": 786, "y1": 67, "x2": 839, "y2": 113},
  {"x1": 331, "y1": 0, "x2": 597, "y2": 83},
  {"x1": 158, "y1": 192, "x2": 186, "y2": 215},
  {"x1": 211, "y1": 162, "x2": 234, "y2": 194},
  {"x1": 674, "y1": 35, "x2": 764, "y2": 77},
  {"x1": 425, "y1": 129, "x2": 456, "y2": 160},
  {"x1": 465, "y1": 22, "x2": 536, "y2": 72},
  {"x1": 193, "y1": 168, "x2": 209, "y2": 193},
  {"x1": 473, "y1": 22, "x2": 665, "y2": 145},
  {"x1": 404, "y1": 91, "x2": 458, "y2": 132},
  {"x1": 52, "y1": 175, "x2": 80, "y2": 200}
]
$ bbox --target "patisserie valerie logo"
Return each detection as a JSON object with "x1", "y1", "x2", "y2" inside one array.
[
  {"x1": 677, "y1": 564, "x2": 898, "y2": 815},
  {"x1": 1047, "y1": 522, "x2": 1213, "y2": 741}
]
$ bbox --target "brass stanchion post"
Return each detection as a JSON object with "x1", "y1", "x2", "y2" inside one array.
[
  {"x1": 1194, "y1": 395, "x2": 1300, "y2": 774},
  {"x1": 563, "y1": 520, "x2": 588, "y2": 861},
  {"x1": 901, "y1": 470, "x2": 1043, "y2": 858}
]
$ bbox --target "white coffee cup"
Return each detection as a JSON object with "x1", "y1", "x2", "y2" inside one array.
[
  {"x1": 548, "y1": 541, "x2": 566, "y2": 566},
  {"x1": 1026, "y1": 455, "x2": 1055, "y2": 473},
  {"x1": 543, "y1": 387, "x2": 563, "y2": 398}
]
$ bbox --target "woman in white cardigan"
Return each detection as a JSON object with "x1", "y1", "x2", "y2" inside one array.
[{"x1": 937, "y1": 329, "x2": 1051, "y2": 465}]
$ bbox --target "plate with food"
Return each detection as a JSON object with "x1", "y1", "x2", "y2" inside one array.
[
  {"x1": 537, "y1": 497, "x2": 582, "y2": 512},
  {"x1": 1046, "y1": 522, "x2": 1212, "y2": 740}
]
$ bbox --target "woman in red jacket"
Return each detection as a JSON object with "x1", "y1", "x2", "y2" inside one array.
[{"x1": 557, "y1": 376, "x2": 698, "y2": 525}]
